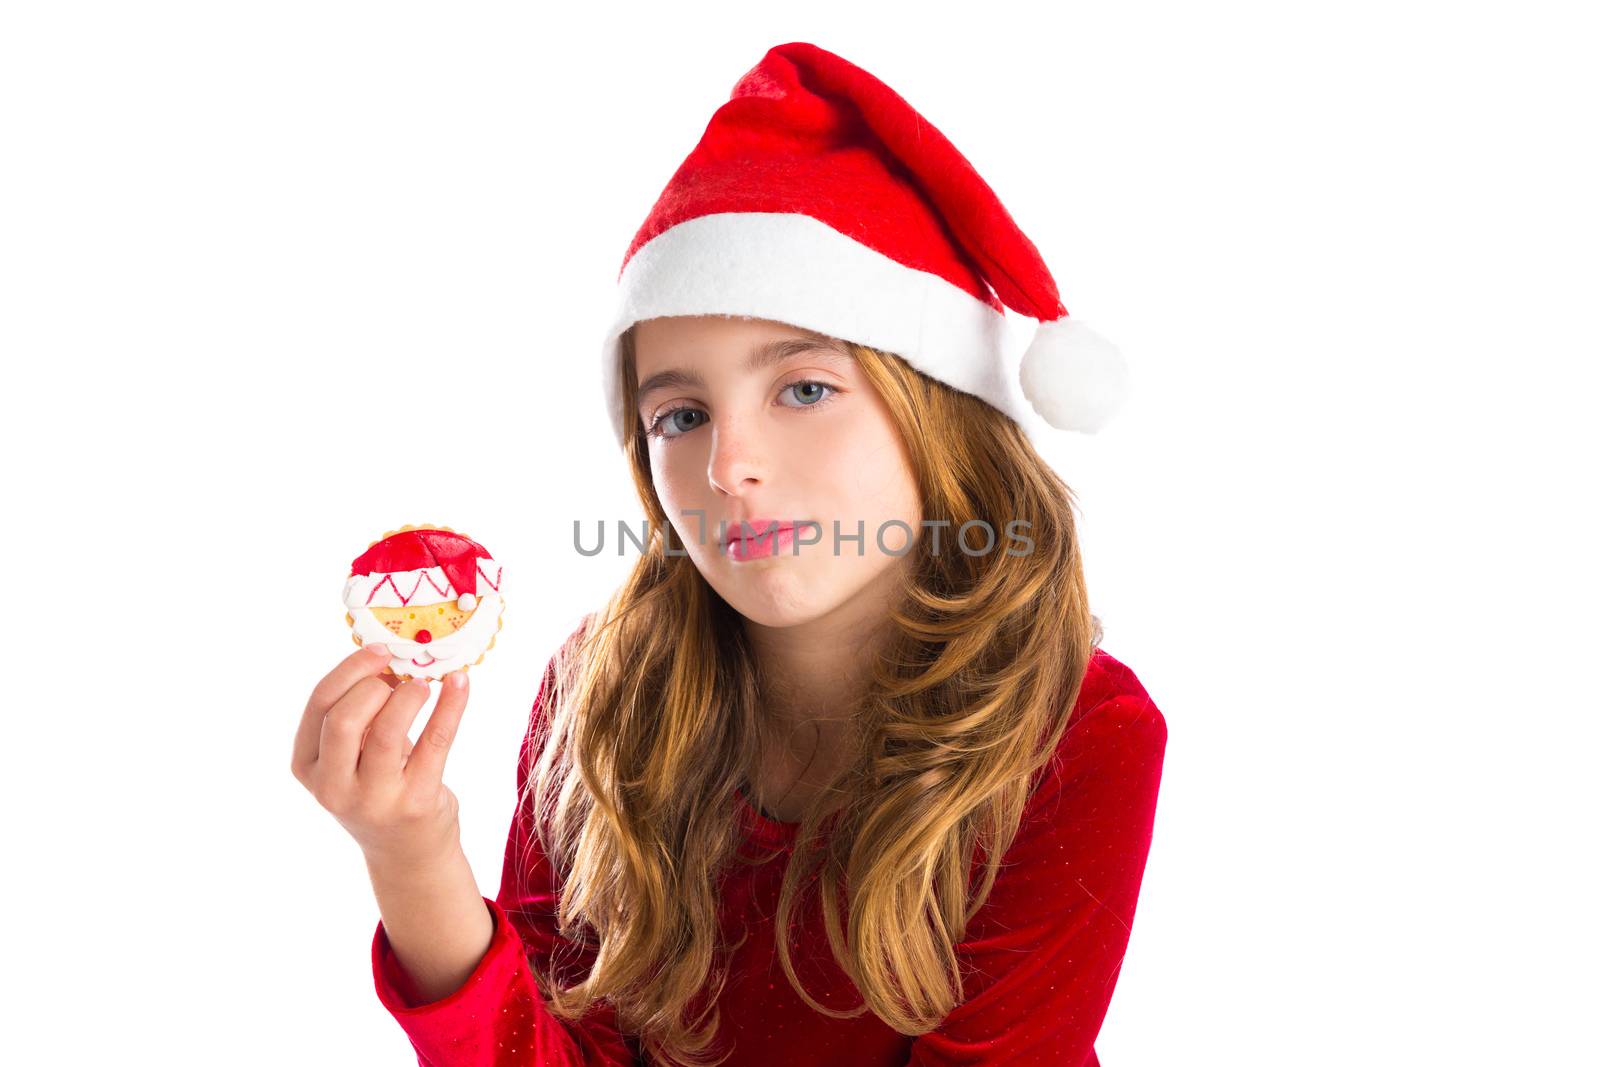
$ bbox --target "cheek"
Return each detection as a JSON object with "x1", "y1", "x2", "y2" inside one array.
[
  {"x1": 808, "y1": 418, "x2": 918, "y2": 522},
  {"x1": 369, "y1": 609, "x2": 408, "y2": 635},
  {"x1": 651, "y1": 449, "x2": 714, "y2": 546}
]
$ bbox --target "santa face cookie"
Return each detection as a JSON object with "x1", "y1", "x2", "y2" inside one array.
[{"x1": 343, "y1": 525, "x2": 506, "y2": 682}]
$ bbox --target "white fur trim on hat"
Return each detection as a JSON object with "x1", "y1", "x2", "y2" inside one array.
[{"x1": 600, "y1": 212, "x2": 1129, "y2": 449}]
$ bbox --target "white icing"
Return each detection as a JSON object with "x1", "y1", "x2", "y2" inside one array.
[
  {"x1": 457, "y1": 593, "x2": 477, "y2": 612},
  {"x1": 348, "y1": 588, "x2": 506, "y2": 681},
  {"x1": 344, "y1": 557, "x2": 503, "y2": 609}
]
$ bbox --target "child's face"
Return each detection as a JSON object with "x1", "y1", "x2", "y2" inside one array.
[{"x1": 633, "y1": 314, "x2": 921, "y2": 629}]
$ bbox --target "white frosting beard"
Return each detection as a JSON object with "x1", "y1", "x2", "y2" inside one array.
[{"x1": 348, "y1": 592, "x2": 506, "y2": 680}]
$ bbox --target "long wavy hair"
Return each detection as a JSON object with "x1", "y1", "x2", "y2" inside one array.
[{"x1": 521, "y1": 321, "x2": 1104, "y2": 1066}]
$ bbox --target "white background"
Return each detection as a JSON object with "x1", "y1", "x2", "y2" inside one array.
[{"x1": 5, "y1": 2, "x2": 1596, "y2": 1063}]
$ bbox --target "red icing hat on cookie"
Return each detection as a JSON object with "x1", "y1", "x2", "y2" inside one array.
[
  {"x1": 597, "y1": 40, "x2": 1129, "y2": 450},
  {"x1": 344, "y1": 528, "x2": 502, "y2": 611}
]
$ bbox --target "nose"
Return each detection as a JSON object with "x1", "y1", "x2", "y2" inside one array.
[
  {"x1": 706, "y1": 420, "x2": 768, "y2": 496},
  {"x1": 414, "y1": 629, "x2": 432, "y2": 644}
]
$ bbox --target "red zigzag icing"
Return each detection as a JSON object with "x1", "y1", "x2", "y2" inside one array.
[{"x1": 362, "y1": 561, "x2": 503, "y2": 607}]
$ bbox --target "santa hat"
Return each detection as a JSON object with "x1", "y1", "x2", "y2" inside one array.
[
  {"x1": 599, "y1": 40, "x2": 1128, "y2": 449},
  {"x1": 343, "y1": 528, "x2": 503, "y2": 612}
]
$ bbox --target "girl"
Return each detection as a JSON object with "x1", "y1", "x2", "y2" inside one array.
[{"x1": 294, "y1": 41, "x2": 1167, "y2": 1067}]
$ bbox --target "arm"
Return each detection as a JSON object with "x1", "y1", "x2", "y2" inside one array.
[
  {"x1": 371, "y1": 627, "x2": 638, "y2": 1066},
  {"x1": 906, "y1": 693, "x2": 1168, "y2": 1066},
  {"x1": 368, "y1": 844, "x2": 495, "y2": 1006}
]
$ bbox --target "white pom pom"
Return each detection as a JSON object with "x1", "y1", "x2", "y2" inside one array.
[
  {"x1": 456, "y1": 593, "x2": 477, "y2": 612},
  {"x1": 1017, "y1": 317, "x2": 1129, "y2": 433}
]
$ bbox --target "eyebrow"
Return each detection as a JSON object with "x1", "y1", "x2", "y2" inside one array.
[{"x1": 636, "y1": 337, "x2": 852, "y2": 409}]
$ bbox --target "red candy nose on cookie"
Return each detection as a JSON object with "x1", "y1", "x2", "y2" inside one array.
[{"x1": 415, "y1": 630, "x2": 432, "y2": 644}]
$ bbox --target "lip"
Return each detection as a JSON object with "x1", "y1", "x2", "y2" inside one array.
[
  {"x1": 724, "y1": 520, "x2": 803, "y2": 562},
  {"x1": 720, "y1": 518, "x2": 798, "y2": 548},
  {"x1": 410, "y1": 651, "x2": 438, "y2": 666}
]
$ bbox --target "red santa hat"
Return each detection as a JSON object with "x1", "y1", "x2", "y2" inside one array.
[
  {"x1": 599, "y1": 40, "x2": 1129, "y2": 449},
  {"x1": 344, "y1": 528, "x2": 502, "y2": 611}
]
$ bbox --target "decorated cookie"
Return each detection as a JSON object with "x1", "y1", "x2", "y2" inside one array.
[{"x1": 343, "y1": 524, "x2": 506, "y2": 682}]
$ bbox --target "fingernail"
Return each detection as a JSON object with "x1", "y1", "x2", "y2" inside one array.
[
  {"x1": 365, "y1": 643, "x2": 390, "y2": 657},
  {"x1": 448, "y1": 671, "x2": 466, "y2": 689}
]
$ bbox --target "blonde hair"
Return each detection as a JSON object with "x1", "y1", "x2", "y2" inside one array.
[{"x1": 521, "y1": 323, "x2": 1103, "y2": 1066}]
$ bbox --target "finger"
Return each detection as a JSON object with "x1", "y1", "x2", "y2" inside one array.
[
  {"x1": 354, "y1": 672, "x2": 412, "y2": 756},
  {"x1": 359, "y1": 676, "x2": 435, "y2": 781},
  {"x1": 292, "y1": 643, "x2": 393, "y2": 779},
  {"x1": 318, "y1": 673, "x2": 427, "y2": 783},
  {"x1": 404, "y1": 670, "x2": 470, "y2": 788},
  {"x1": 366, "y1": 713, "x2": 418, "y2": 757}
]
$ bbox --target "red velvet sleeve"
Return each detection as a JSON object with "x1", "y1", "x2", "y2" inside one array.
[
  {"x1": 371, "y1": 632, "x2": 639, "y2": 1066},
  {"x1": 905, "y1": 692, "x2": 1168, "y2": 1067}
]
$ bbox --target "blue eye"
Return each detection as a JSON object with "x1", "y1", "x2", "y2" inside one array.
[
  {"x1": 649, "y1": 407, "x2": 707, "y2": 439},
  {"x1": 781, "y1": 380, "x2": 834, "y2": 407},
  {"x1": 646, "y1": 380, "x2": 840, "y2": 441}
]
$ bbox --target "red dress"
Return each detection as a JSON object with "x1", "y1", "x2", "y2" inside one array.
[{"x1": 372, "y1": 640, "x2": 1168, "y2": 1066}]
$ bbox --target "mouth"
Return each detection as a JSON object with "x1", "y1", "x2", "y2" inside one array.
[
  {"x1": 720, "y1": 519, "x2": 800, "y2": 548},
  {"x1": 410, "y1": 650, "x2": 439, "y2": 667},
  {"x1": 723, "y1": 521, "x2": 801, "y2": 562}
]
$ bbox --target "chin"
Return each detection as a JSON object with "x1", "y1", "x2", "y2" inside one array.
[
  {"x1": 698, "y1": 562, "x2": 820, "y2": 626},
  {"x1": 724, "y1": 595, "x2": 843, "y2": 630},
  {"x1": 717, "y1": 565, "x2": 895, "y2": 631}
]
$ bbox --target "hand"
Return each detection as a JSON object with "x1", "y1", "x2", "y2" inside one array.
[{"x1": 291, "y1": 643, "x2": 472, "y2": 870}]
